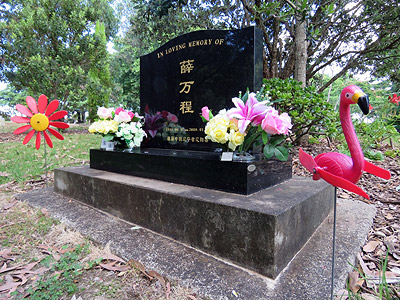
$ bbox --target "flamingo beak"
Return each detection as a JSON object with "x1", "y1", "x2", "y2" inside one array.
[
  {"x1": 357, "y1": 95, "x2": 370, "y2": 115},
  {"x1": 353, "y1": 92, "x2": 369, "y2": 115}
]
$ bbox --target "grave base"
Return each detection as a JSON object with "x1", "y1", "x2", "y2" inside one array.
[
  {"x1": 90, "y1": 148, "x2": 292, "y2": 195},
  {"x1": 54, "y1": 165, "x2": 333, "y2": 278}
]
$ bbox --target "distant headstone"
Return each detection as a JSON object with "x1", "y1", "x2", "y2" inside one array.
[{"x1": 140, "y1": 27, "x2": 263, "y2": 151}]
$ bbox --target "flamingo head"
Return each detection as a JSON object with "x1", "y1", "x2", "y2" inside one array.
[{"x1": 341, "y1": 85, "x2": 370, "y2": 115}]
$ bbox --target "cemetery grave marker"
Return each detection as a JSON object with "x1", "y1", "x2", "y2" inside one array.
[{"x1": 140, "y1": 27, "x2": 263, "y2": 151}]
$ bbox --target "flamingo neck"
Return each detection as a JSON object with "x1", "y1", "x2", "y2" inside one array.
[{"x1": 339, "y1": 102, "x2": 364, "y2": 174}]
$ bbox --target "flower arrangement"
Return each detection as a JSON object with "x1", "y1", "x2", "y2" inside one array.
[
  {"x1": 89, "y1": 106, "x2": 146, "y2": 149},
  {"x1": 201, "y1": 91, "x2": 292, "y2": 161},
  {"x1": 143, "y1": 105, "x2": 187, "y2": 145}
]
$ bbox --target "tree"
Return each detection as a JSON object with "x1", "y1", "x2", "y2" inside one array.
[
  {"x1": 0, "y1": 0, "x2": 117, "y2": 111},
  {"x1": 238, "y1": 0, "x2": 400, "y2": 91},
  {"x1": 87, "y1": 21, "x2": 112, "y2": 122},
  {"x1": 0, "y1": 85, "x2": 28, "y2": 118},
  {"x1": 111, "y1": 0, "x2": 241, "y2": 110}
]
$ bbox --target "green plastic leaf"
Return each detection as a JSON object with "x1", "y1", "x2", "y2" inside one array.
[
  {"x1": 103, "y1": 134, "x2": 114, "y2": 141},
  {"x1": 275, "y1": 146, "x2": 289, "y2": 161},
  {"x1": 263, "y1": 144, "x2": 275, "y2": 159},
  {"x1": 270, "y1": 135, "x2": 285, "y2": 146},
  {"x1": 242, "y1": 89, "x2": 249, "y2": 103},
  {"x1": 262, "y1": 131, "x2": 269, "y2": 145}
]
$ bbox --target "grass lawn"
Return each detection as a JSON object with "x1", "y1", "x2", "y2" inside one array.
[{"x1": 0, "y1": 122, "x2": 102, "y2": 185}]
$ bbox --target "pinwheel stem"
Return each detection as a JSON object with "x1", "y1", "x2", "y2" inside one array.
[
  {"x1": 330, "y1": 187, "x2": 337, "y2": 300},
  {"x1": 44, "y1": 137, "x2": 48, "y2": 187}
]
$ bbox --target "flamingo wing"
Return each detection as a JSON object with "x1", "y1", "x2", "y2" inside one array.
[
  {"x1": 364, "y1": 160, "x2": 391, "y2": 180},
  {"x1": 298, "y1": 148, "x2": 317, "y2": 173},
  {"x1": 317, "y1": 167, "x2": 370, "y2": 199},
  {"x1": 314, "y1": 152, "x2": 353, "y2": 178}
]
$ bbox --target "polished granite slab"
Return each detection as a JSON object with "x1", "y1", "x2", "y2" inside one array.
[
  {"x1": 90, "y1": 148, "x2": 292, "y2": 195},
  {"x1": 140, "y1": 27, "x2": 263, "y2": 151}
]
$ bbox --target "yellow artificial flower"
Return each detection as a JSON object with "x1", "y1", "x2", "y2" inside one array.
[
  {"x1": 228, "y1": 129, "x2": 245, "y2": 150},
  {"x1": 106, "y1": 120, "x2": 118, "y2": 133},
  {"x1": 229, "y1": 118, "x2": 239, "y2": 132},
  {"x1": 89, "y1": 120, "x2": 118, "y2": 134}
]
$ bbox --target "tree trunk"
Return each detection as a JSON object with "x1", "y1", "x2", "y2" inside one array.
[{"x1": 294, "y1": 3, "x2": 307, "y2": 86}]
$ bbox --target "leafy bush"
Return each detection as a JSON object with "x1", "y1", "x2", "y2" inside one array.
[
  {"x1": 335, "y1": 116, "x2": 399, "y2": 160},
  {"x1": 262, "y1": 78, "x2": 338, "y2": 144},
  {"x1": 354, "y1": 118, "x2": 399, "y2": 149}
]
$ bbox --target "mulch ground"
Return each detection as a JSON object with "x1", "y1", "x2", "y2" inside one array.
[{"x1": 293, "y1": 140, "x2": 400, "y2": 298}]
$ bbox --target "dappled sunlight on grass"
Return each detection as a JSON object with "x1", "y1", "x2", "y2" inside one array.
[{"x1": 0, "y1": 130, "x2": 102, "y2": 184}]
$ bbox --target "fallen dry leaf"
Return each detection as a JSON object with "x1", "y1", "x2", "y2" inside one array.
[
  {"x1": 348, "y1": 271, "x2": 364, "y2": 293},
  {"x1": 1, "y1": 200, "x2": 17, "y2": 211},
  {"x1": 101, "y1": 253, "x2": 126, "y2": 264},
  {"x1": 0, "y1": 249, "x2": 14, "y2": 261},
  {"x1": 363, "y1": 240, "x2": 380, "y2": 253},
  {"x1": 0, "y1": 263, "x2": 19, "y2": 274},
  {"x1": 99, "y1": 262, "x2": 129, "y2": 272},
  {"x1": 148, "y1": 270, "x2": 166, "y2": 288},
  {"x1": 384, "y1": 213, "x2": 394, "y2": 220}
]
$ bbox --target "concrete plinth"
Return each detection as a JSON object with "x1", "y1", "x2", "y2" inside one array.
[
  {"x1": 17, "y1": 188, "x2": 376, "y2": 299},
  {"x1": 54, "y1": 166, "x2": 334, "y2": 278}
]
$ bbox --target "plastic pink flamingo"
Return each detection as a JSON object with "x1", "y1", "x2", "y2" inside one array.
[{"x1": 299, "y1": 85, "x2": 391, "y2": 199}]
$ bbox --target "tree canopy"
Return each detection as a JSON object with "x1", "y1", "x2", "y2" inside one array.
[
  {"x1": 0, "y1": 0, "x2": 399, "y2": 119},
  {"x1": 0, "y1": 0, "x2": 117, "y2": 111}
]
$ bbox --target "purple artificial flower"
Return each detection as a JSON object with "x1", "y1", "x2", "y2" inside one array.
[{"x1": 144, "y1": 112, "x2": 164, "y2": 138}]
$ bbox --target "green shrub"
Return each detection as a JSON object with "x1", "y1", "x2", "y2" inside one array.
[
  {"x1": 262, "y1": 78, "x2": 338, "y2": 144},
  {"x1": 354, "y1": 118, "x2": 399, "y2": 153},
  {"x1": 334, "y1": 116, "x2": 399, "y2": 160}
]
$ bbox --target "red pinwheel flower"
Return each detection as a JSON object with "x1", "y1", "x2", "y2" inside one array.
[
  {"x1": 11, "y1": 95, "x2": 69, "y2": 150},
  {"x1": 389, "y1": 94, "x2": 399, "y2": 105}
]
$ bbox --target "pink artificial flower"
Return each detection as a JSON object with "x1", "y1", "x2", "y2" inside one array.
[
  {"x1": 115, "y1": 110, "x2": 132, "y2": 123},
  {"x1": 115, "y1": 107, "x2": 125, "y2": 115},
  {"x1": 167, "y1": 113, "x2": 178, "y2": 123},
  {"x1": 97, "y1": 107, "x2": 113, "y2": 119},
  {"x1": 127, "y1": 111, "x2": 135, "y2": 119},
  {"x1": 227, "y1": 93, "x2": 269, "y2": 133},
  {"x1": 261, "y1": 109, "x2": 292, "y2": 135},
  {"x1": 201, "y1": 106, "x2": 211, "y2": 121}
]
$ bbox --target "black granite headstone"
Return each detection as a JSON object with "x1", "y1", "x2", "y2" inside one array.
[
  {"x1": 140, "y1": 27, "x2": 263, "y2": 151},
  {"x1": 90, "y1": 27, "x2": 292, "y2": 195}
]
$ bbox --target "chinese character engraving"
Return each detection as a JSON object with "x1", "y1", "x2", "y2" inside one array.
[
  {"x1": 179, "y1": 81, "x2": 194, "y2": 94},
  {"x1": 180, "y1": 101, "x2": 194, "y2": 114},
  {"x1": 180, "y1": 60, "x2": 195, "y2": 74}
]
